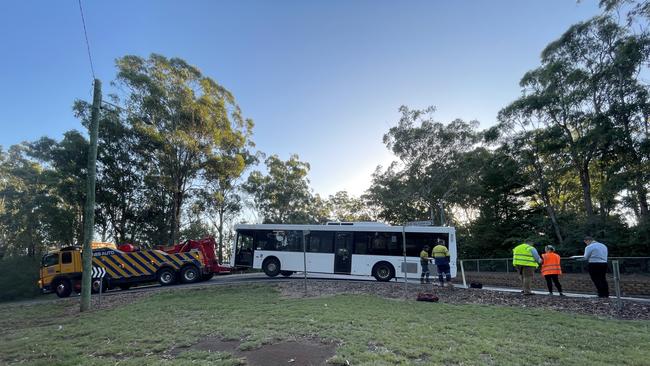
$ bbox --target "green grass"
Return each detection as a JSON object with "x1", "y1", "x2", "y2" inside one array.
[{"x1": 1, "y1": 284, "x2": 649, "y2": 365}]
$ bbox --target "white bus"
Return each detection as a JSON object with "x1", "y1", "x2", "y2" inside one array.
[{"x1": 231, "y1": 222, "x2": 456, "y2": 282}]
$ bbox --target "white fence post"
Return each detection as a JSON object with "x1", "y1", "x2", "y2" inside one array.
[{"x1": 460, "y1": 260, "x2": 467, "y2": 288}]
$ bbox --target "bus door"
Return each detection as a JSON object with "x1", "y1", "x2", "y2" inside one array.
[
  {"x1": 234, "y1": 231, "x2": 254, "y2": 267},
  {"x1": 334, "y1": 232, "x2": 353, "y2": 274}
]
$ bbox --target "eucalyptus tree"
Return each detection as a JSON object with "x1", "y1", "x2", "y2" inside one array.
[
  {"x1": 379, "y1": 105, "x2": 481, "y2": 224},
  {"x1": 115, "y1": 54, "x2": 253, "y2": 244},
  {"x1": 243, "y1": 154, "x2": 320, "y2": 224},
  {"x1": 201, "y1": 148, "x2": 254, "y2": 261},
  {"x1": 0, "y1": 145, "x2": 74, "y2": 256},
  {"x1": 327, "y1": 190, "x2": 374, "y2": 222}
]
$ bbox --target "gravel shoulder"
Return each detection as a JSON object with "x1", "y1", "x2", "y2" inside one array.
[{"x1": 277, "y1": 279, "x2": 650, "y2": 320}]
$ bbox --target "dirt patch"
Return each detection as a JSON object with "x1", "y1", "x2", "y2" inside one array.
[
  {"x1": 276, "y1": 280, "x2": 650, "y2": 320},
  {"x1": 173, "y1": 336, "x2": 336, "y2": 366}
]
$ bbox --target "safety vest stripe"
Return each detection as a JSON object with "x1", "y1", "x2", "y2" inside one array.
[
  {"x1": 132, "y1": 252, "x2": 158, "y2": 272},
  {"x1": 93, "y1": 257, "x2": 119, "y2": 278},
  {"x1": 103, "y1": 255, "x2": 131, "y2": 277},
  {"x1": 120, "y1": 254, "x2": 147, "y2": 276},
  {"x1": 515, "y1": 259, "x2": 537, "y2": 264},
  {"x1": 127, "y1": 253, "x2": 153, "y2": 275}
]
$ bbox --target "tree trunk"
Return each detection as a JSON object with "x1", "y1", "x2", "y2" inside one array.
[
  {"x1": 217, "y1": 207, "x2": 224, "y2": 263},
  {"x1": 636, "y1": 180, "x2": 650, "y2": 223},
  {"x1": 170, "y1": 189, "x2": 183, "y2": 245},
  {"x1": 578, "y1": 163, "x2": 595, "y2": 221},
  {"x1": 531, "y1": 158, "x2": 563, "y2": 244}
]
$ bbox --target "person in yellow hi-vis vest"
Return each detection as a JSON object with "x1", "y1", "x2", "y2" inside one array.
[
  {"x1": 420, "y1": 246, "x2": 431, "y2": 284},
  {"x1": 432, "y1": 240, "x2": 452, "y2": 288},
  {"x1": 512, "y1": 242, "x2": 541, "y2": 295}
]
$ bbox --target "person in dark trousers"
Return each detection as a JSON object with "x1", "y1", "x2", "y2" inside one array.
[
  {"x1": 432, "y1": 240, "x2": 452, "y2": 288},
  {"x1": 420, "y1": 245, "x2": 431, "y2": 284},
  {"x1": 541, "y1": 245, "x2": 564, "y2": 296},
  {"x1": 582, "y1": 236, "x2": 609, "y2": 298}
]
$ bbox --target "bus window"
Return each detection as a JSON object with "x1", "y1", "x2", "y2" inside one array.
[
  {"x1": 353, "y1": 232, "x2": 371, "y2": 254},
  {"x1": 307, "y1": 231, "x2": 334, "y2": 253},
  {"x1": 370, "y1": 232, "x2": 403, "y2": 256},
  {"x1": 405, "y1": 233, "x2": 450, "y2": 256}
]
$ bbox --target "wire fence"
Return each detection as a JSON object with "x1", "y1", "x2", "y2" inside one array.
[
  {"x1": 456, "y1": 257, "x2": 650, "y2": 299},
  {"x1": 458, "y1": 257, "x2": 650, "y2": 275}
]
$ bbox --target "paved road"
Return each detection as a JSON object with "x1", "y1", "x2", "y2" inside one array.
[{"x1": 4, "y1": 272, "x2": 649, "y2": 306}]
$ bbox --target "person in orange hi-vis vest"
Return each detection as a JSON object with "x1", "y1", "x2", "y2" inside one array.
[{"x1": 541, "y1": 245, "x2": 564, "y2": 296}]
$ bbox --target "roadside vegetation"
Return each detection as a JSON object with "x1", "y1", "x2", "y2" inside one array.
[
  {"x1": 1, "y1": 284, "x2": 649, "y2": 365},
  {"x1": 0, "y1": 256, "x2": 41, "y2": 302}
]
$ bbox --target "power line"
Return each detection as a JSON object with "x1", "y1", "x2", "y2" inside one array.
[{"x1": 78, "y1": 0, "x2": 96, "y2": 80}]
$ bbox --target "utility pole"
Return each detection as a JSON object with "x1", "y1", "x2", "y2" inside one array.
[{"x1": 80, "y1": 79, "x2": 101, "y2": 312}]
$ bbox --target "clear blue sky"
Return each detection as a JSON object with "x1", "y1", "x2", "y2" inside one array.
[{"x1": 0, "y1": 1, "x2": 601, "y2": 197}]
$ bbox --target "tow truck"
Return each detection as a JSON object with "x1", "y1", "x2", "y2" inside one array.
[
  {"x1": 39, "y1": 243, "x2": 209, "y2": 298},
  {"x1": 158, "y1": 237, "x2": 231, "y2": 280}
]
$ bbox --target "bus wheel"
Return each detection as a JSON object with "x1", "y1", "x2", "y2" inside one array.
[
  {"x1": 262, "y1": 257, "x2": 281, "y2": 277},
  {"x1": 157, "y1": 267, "x2": 176, "y2": 286},
  {"x1": 372, "y1": 262, "x2": 394, "y2": 282},
  {"x1": 54, "y1": 279, "x2": 72, "y2": 298},
  {"x1": 280, "y1": 271, "x2": 294, "y2": 277},
  {"x1": 180, "y1": 265, "x2": 200, "y2": 284}
]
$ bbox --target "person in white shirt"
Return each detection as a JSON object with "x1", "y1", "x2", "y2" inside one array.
[{"x1": 583, "y1": 236, "x2": 609, "y2": 298}]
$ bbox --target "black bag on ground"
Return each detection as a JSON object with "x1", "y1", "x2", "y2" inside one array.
[
  {"x1": 470, "y1": 282, "x2": 483, "y2": 289},
  {"x1": 416, "y1": 292, "x2": 439, "y2": 302}
]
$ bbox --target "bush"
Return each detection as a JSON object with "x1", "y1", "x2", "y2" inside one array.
[{"x1": 0, "y1": 256, "x2": 41, "y2": 302}]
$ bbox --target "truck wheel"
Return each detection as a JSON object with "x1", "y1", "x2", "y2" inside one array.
[
  {"x1": 262, "y1": 257, "x2": 281, "y2": 277},
  {"x1": 280, "y1": 271, "x2": 294, "y2": 277},
  {"x1": 54, "y1": 279, "x2": 72, "y2": 298},
  {"x1": 157, "y1": 268, "x2": 176, "y2": 286},
  {"x1": 180, "y1": 265, "x2": 200, "y2": 284},
  {"x1": 372, "y1": 262, "x2": 395, "y2": 282},
  {"x1": 91, "y1": 279, "x2": 108, "y2": 293}
]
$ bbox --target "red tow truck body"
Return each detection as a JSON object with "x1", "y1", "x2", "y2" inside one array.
[{"x1": 157, "y1": 237, "x2": 231, "y2": 279}]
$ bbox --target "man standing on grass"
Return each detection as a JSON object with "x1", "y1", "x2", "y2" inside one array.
[
  {"x1": 432, "y1": 239, "x2": 452, "y2": 288},
  {"x1": 420, "y1": 245, "x2": 431, "y2": 284},
  {"x1": 512, "y1": 242, "x2": 541, "y2": 295},
  {"x1": 582, "y1": 236, "x2": 609, "y2": 298}
]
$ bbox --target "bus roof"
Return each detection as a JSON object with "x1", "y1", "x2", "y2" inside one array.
[{"x1": 234, "y1": 223, "x2": 455, "y2": 233}]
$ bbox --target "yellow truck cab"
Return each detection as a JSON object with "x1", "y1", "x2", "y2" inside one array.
[{"x1": 39, "y1": 245, "x2": 207, "y2": 298}]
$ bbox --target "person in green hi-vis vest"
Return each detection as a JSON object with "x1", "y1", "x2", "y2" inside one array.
[{"x1": 512, "y1": 242, "x2": 541, "y2": 295}]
